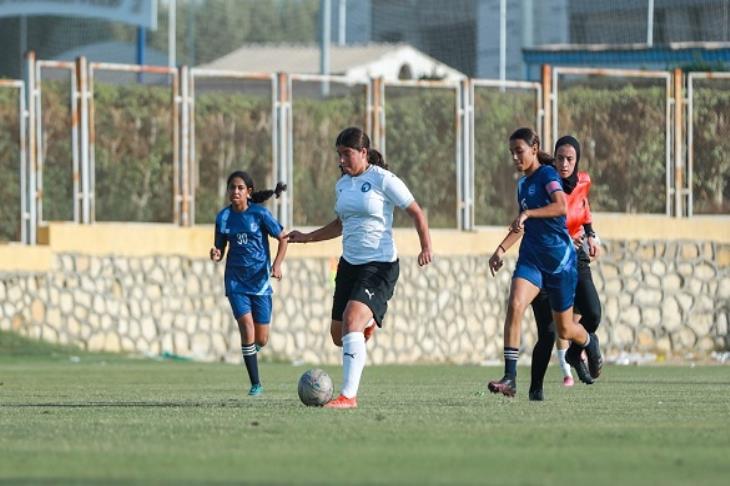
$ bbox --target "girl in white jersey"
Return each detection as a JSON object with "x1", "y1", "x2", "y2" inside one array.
[{"x1": 287, "y1": 127, "x2": 432, "y2": 409}]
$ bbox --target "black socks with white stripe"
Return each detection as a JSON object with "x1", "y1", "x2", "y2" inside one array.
[{"x1": 241, "y1": 343, "x2": 260, "y2": 386}]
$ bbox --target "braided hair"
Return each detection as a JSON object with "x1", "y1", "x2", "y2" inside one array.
[{"x1": 226, "y1": 171, "x2": 286, "y2": 203}]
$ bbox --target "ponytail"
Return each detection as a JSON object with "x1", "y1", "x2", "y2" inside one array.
[
  {"x1": 226, "y1": 170, "x2": 286, "y2": 204},
  {"x1": 367, "y1": 148, "x2": 388, "y2": 170},
  {"x1": 537, "y1": 151, "x2": 555, "y2": 166},
  {"x1": 251, "y1": 182, "x2": 287, "y2": 203}
]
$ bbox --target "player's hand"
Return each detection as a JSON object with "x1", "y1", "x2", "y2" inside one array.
[
  {"x1": 510, "y1": 211, "x2": 529, "y2": 233},
  {"x1": 572, "y1": 233, "x2": 584, "y2": 250},
  {"x1": 587, "y1": 236, "x2": 601, "y2": 259},
  {"x1": 209, "y1": 247, "x2": 222, "y2": 262},
  {"x1": 488, "y1": 250, "x2": 503, "y2": 276},
  {"x1": 286, "y1": 230, "x2": 309, "y2": 243},
  {"x1": 271, "y1": 263, "x2": 283, "y2": 280},
  {"x1": 417, "y1": 247, "x2": 432, "y2": 267}
]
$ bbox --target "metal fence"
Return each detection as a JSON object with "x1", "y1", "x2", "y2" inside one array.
[
  {"x1": 188, "y1": 69, "x2": 278, "y2": 225},
  {"x1": 471, "y1": 79, "x2": 542, "y2": 226},
  {"x1": 687, "y1": 72, "x2": 730, "y2": 216},
  {"x1": 0, "y1": 79, "x2": 27, "y2": 242},
  {"x1": 88, "y1": 62, "x2": 180, "y2": 224},
  {"x1": 382, "y1": 79, "x2": 462, "y2": 229},
  {"x1": 35, "y1": 60, "x2": 78, "y2": 224},
  {"x1": 6, "y1": 54, "x2": 729, "y2": 244},
  {"x1": 289, "y1": 74, "x2": 371, "y2": 227},
  {"x1": 552, "y1": 67, "x2": 673, "y2": 215}
]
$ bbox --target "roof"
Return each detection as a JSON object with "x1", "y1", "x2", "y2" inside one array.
[
  {"x1": 526, "y1": 41, "x2": 730, "y2": 52},
  {"x1": 197, "y1": 43, "x2": 465, "y2": 81},
  {"x1": 53, "y1": 41, "x2": 168, "y2": 66},
  {"x1": 523, "y1": 42, "x2": 730, "y2": 66}
]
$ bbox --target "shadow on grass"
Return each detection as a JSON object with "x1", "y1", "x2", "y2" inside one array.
[
  {"x1": 0, "y1": 400, "x2": 274, "y2": 408},
  {"x1": 602, "y1": 380, "x2": 730, "y2": 386},
  {"x1": 0, "y1": 480, "x2": 290, "y2": 486}
]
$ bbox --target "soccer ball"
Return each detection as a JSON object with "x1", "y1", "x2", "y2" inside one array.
[{"x1": 297, "y1": 368, "x2": 334, "y2": 406}]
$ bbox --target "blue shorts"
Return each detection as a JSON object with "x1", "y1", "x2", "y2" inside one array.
[
  {"x1": 513, "y1": 255, "x2": 577, "y2": 312},
  {"x1": 227, "y1": 293, "x2": 273, "y2": 324}
]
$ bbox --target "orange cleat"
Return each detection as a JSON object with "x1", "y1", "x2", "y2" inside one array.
[
  {"x1": 324, "y1": 394, "x2": 358, "y2": 409},
  {"x1": 363, "y1": 319, "x2": 377, "y2": 342}
]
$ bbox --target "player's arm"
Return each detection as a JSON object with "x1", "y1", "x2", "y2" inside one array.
[
  {"x1": 510, "y1": 187, "x2": 567, "y2": 232},
  {"x1": 270, "y1": 230, "x2": 289, "y2": 279},
  {"x1": 488, "y1": 227, "x2": 523, "y2": 277},
  {"x1": 286, "y1": 218, "x2": 343, "y2": 243},
  {"x1": 582, "y1": 195, "x2": 601, "y2": 258},
  {"x1": 404, "y1": 201, "x2": 432, "y2": 267},
  {"x1": 210, "y1": 224, "x2": 227, "y2": 262}
]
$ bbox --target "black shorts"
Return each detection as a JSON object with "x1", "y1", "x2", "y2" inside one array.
[{"x1": 331, "y1": 257, "x2": 400, "y2": 327}]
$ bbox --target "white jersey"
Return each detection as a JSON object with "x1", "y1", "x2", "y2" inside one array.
[{"x1": 335, "y1": 165, "x2": 415, "y2": 265}]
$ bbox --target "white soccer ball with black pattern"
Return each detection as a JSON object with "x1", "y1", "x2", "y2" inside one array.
[{"x1": 297, "y1": 368, "x2": 334, "y2": 406}]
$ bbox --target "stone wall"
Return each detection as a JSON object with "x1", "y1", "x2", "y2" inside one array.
[{"x1": 1, "y1": 240, "x2": 728, "y2": 364}]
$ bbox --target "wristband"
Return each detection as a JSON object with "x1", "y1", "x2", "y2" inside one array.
[{"x1": 498, "y1": 245, "x2": 506, "y2": 253}]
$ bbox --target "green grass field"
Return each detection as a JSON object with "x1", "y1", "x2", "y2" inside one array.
[{"x1": 1, "y1": 332, "x2": 729, "y2": 485}]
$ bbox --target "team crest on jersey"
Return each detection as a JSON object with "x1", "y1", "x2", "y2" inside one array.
[
  {"x1": 361, "y1": 182, "x2": 372, "y2": 193},
  {"x1": 528, "y1": 184, "x2": 536, "y2": 196},
  {"x1": 250, "y1": 221, "x2": 259, "y2": 232}
]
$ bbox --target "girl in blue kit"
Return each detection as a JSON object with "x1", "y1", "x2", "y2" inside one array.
[
  {"x1": 486, "y1": 128, "x2": 602, "y2": 398},
  {"x1": 210, "y1": 171, "x2": 288, "y2": 396}
]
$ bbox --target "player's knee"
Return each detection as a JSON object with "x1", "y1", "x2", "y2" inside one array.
[
  {"x1": 507, "y1": 296, "x2": 529, "y2": 314},
  {"x1": 331, "y1": 333, "x2": 343, "y2": 347},
  {"x1": 556, "y1": 329, "x2": 572, "y2": 341},
  {"x1": 554, "y1": 321, "x2": 572, "y2": 341},
  {"x1": 581, "y1": 307, "x2": 601, "y2": 334}
]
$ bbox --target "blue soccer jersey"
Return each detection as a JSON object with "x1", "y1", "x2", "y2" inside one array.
[
  {"x1": 214, "y1": 203, "x2": 283, "y2": 296},
  {"x1": 516, "y1": 164, "x2": 574, "y2": 274}
]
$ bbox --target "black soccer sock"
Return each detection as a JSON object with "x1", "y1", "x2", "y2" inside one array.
[
  {"x1": 504, "y1": 347, "x2": 519, "y2": 379},
  {"x1": 530, "y1": 338, "x2": 553, "y2": 392},
  {"x1": 241, "y1": 344, "x2": 260, "y2": 386}
]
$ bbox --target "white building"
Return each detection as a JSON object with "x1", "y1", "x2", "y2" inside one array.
[{"x1": 197, "y1": 43, "x2": 465, "y2": 82}]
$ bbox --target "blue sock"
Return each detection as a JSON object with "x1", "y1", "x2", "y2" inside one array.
[
  {"x1": 242, "y1": 344, "x2": 260, "y2": 386},
  {"x1": 504, "y1": 347, "x2": 519, "y2": 378}
]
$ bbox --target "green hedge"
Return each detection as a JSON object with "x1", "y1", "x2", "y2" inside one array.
[
  {"x1": 692, "y1": 81, "x2": 730, "y2": 214},
  {"x1": 0, "y1": 88, "x2": 21, "y2": 241},
  {"x1": 38, "y1": 79, "x2": 74, "y2": 222},
  {"x1": 194, "y1": 89, "x2": 273, "y2": 224},
  {"x1": 93, "y1": 82, "x2": 175, "y2": 222},
  {"x1": 2, "y1": 81, "x2": 728, "y2": 236},
  {"x1": 473, "y1": 87, "x2": 539, "y2": 225},
  {"x1": 557, "y1": 83, "x2": 667, "y2": 214},
  {"x1": 385, "y1": 86, "x2": 458, "y2": 228}
]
